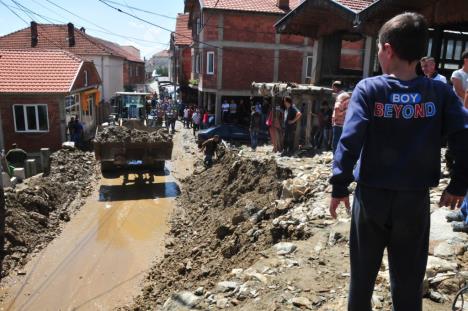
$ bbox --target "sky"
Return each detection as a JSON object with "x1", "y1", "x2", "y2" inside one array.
[{"x1": 0, "y1": 0, "x2": 185, "y2": 58}]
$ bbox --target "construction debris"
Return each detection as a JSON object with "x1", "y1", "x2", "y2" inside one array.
[
  {"x1": 94, "y1": 125, "x2": 172, "y2": 144},
  {"x1": 1, "y1": 148, "x2": 98, "y2": 277}
]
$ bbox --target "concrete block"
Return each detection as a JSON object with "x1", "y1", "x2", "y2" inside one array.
[
  {"x1": 13, "y1": 168, "x2": 25, "y2": 181},
  {"x1": 40, "y1": 148, "x2": 51, "y2": 173},
  {"x1": 25, "y1": 159, "x2": 37, "y2": 178}
]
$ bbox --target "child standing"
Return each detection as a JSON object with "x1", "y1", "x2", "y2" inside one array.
[{"x1": 329, "y1": 13, "x2": 468, "y2": 310}]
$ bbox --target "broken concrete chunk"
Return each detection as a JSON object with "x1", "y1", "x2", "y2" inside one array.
[
  {"x1": 216, "y1": 281, "x2": 238, "y2": 293},
  {"x1": 274, "y1": 242, "x2": 297, "y2": 255},
  {"x1": 291, "y1": 296, "x2": 312, "y2": 309}
]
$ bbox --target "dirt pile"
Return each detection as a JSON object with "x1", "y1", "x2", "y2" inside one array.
[
  {"x1": 130, "y1": 143, "x2": 463, "y2": 310},
  {"x1": 1, "y1": 149, "x2": 97, "y2": 277},
  {"x1": 95, "y1": 125, "x2": 172, "y2": 144},
  {"x1": 129, "y1": 150, "x2": 292, "y2": 309}
]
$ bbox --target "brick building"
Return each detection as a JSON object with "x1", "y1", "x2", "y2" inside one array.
[
  {"x1": 183, "y1": 0, "x2": 318, "y2": 124},
  {"x1": 0, "y1": 22, "x2": 145, "y2": 100},
  {"x1": 0, "y1": 49, "x2": 101, "y2": 152},
  {"x1": 171, "y1": 13, "x2": 196, "y2": 104}
]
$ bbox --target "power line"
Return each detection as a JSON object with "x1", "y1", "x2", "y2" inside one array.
[
  {"x1": 101, "y1": 0, "x2": 176, "y2": 20},
  {"x1": 43, "y1": 0, "x2": 169, "y2": 47},
  {"x1": 8, "y1": 1, "x2": 64, "y2": 24},
  {"x1": 0, "y1": 0, "x2": 28, "y2": 24},
  {"x1": 27, "y1": 0, "x2": 67, "y2": 22},
  {"x1": 97, "y1": 0, "x2": 192, "y2": 44},
  {"x1": 8, "y1": 0, "x2": 65, "y2": 49},
  {"x1": 96, "y1": 0, "x2": 310, "y2": 62}
]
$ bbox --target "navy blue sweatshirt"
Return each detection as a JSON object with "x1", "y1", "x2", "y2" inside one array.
[{"x1": 330, "y1": 75, "x2": 468, "y2": 197}]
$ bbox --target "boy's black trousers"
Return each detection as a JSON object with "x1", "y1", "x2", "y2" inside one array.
[{"x1": 348, "y1": 184, "x2": 430, "y2": 311}]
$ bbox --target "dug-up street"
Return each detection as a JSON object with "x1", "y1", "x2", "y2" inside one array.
[{"x1": 0, "y1": 124, "x2": 466, "y2": 311}]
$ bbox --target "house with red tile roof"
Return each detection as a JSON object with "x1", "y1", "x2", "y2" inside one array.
[
  {"x1": 0, "y1": 22, "x2": 145, "y2": 101},
  {"x1": 183, "y1": 0, "x2": 317, "y2": 124},
  {"x1": 0, "y1": 49, "x2": 101, "y2": 152}
]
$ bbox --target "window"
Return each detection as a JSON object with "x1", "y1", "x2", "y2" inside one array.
[
  {"x1": 305, "y1": 56, "x2": 313, "y2": 78},
  {"x1": 136, "y1": 66, "x2": 139, "y2": 77},
  {"x1": 84, "y1": 70, "x2": 88, "y2": 86},
  {"x1": 195, "y1": 54, "x2": 200, "y2": 73},
  {"x1": 83, "y1": 94, "x2": 94, "y2": 117},
  {"x1": 207, "y1": 51, "x2": 215, "y2": 74},
  {"x1": 13, "y1": 104, "x2": 49, "y2": 132}
]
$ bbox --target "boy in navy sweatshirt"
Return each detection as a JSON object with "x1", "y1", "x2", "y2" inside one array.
[{"x1": 329, "y1": 12, "x2": 468, "y2": 311}]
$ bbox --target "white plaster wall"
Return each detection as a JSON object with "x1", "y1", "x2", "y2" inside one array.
[{"x1": 87, "y1": 55, "x2": 124, "y2": 101}]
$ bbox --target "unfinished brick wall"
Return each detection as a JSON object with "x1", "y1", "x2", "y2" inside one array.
[{"x1": 222, "y1": 48, "x2": 275, "y2": 90}]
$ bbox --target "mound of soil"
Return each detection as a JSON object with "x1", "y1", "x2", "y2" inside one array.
[
  {"x1": 95, "y1": 126, "x2": 172, "y2": 144},
  {"x1": 1, "y1": 149, "x2": 97, "y2": 277},
  {"x1": 131, "y1": 151, "x2": 292, "y2": 309}
]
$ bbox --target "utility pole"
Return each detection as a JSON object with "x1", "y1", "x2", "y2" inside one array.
[
  {"x1": 171, "y1": 33, "x2": 178, "y2": 103},
  {"x1": 0, "y1": 153, "x2": 6, "y2": 276}
]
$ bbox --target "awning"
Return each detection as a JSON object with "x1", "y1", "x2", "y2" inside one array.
[
  {"x1": 357, "y1": 0, "x2": 468, "y2": 35},
  {"x1": 275, "y1": 0, "x2": 358, "y2": 38}
]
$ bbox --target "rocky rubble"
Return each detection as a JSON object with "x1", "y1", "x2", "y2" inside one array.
[
  {"x1": 128, "y1": 149, "x2": 293, "y2": 310},
  {"x1": 95, "y1": 125, "x2": 172, "y2": 143},
  {"x1": 1, "y1": 148, "x2": 98, "y2": 277},
  {"x1": 130, "y1": 145, "x2": 466, "y2": 310}
]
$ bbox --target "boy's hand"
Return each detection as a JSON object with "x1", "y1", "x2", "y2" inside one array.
[
  {"x1": 330, "y1": 196, "x2": 350, "y2": 219},
  {"x1": 439, "y1": 191, "x2": 464, "y2": 210}
]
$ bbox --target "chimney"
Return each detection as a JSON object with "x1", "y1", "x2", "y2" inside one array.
[
  {"x1": 67, "y1": 23, "x2": 75, "y2": 47},
  {"x1": 277, "y1": 0, "x2": 289, "y2": 10},
  {"x1": 79, "y1": 27, "x2": 86, "y2": 33},
  {"x1": 30, "y1": 21, "x2": 38, "y2": 47}
]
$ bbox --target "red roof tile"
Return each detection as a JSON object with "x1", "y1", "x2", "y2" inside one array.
[
  {"x1": 201, "y1": 0, "x2": 301, "y2": 14},
  {"x1": 335, "y1": 0, "x2": 376, "y2": 12},
  {"x1": 0, "y1": 49, "x2": 83, "y2": 93},
  {"x1": 200, "y1": 0, "x2": 375, "y2": 13},
  {"x1": 175, "y1": 14, "x2": 192, "y2": 46},
  {"x1": 0, "y1": 24, "x2": 143, "y2": 63}
]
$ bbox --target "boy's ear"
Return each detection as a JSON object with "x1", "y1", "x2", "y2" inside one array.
[{"x1": 383, "y1": 43, "x2": 394, "y2": 59}]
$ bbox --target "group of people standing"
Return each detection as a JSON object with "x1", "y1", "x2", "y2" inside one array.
[
  {"x1": 183, "y1": 105, "x2": 212, "y2": 136},
  {"x1": 222, "y1": 99, "x2": 257, "y2": 125},
  {"x1": 258, "y1": 96, "x2": 302, "y2": 156},
  {"x1": 258, "y1": 81, "x2": 351, "y2": 156}
]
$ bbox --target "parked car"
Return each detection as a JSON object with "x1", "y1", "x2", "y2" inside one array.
[{"x1": 197, "y1": 124, "x2": 269, "y2": 147}]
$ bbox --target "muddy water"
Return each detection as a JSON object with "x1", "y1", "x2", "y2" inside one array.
[{"x1": 0, "y1": 170, "x2": 179, "y2": 311}]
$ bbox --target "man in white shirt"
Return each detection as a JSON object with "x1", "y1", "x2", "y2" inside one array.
[
  {"x1": 229, "y1": 100, "x2": 237, "y2": 123},
  {"x1": 451, "y1": 50, "x2": 468, "y2": 107},
  {"x1": 447, "y1": 50, "x2": 468, "y2": 233},
  {"x1": 222, "y1": 100, "x2": 230, "y2": 123},
  {"x1": 183, "y1": 107, "x2": 190, "y2": 128},
  {"x1": 420, "y1": 56, "x2": 447, "y2": 83}
]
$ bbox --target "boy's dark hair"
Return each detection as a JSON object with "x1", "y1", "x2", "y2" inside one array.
[
  {"x1": 462, "y1": 50, "x2": 468, "y2": 60},
  {"x1": 283, "y1": 96, "x2": 293, "y2": 104},
  {"x1": 378, "y1": 12, "x2": 429, "y2": 63}
]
